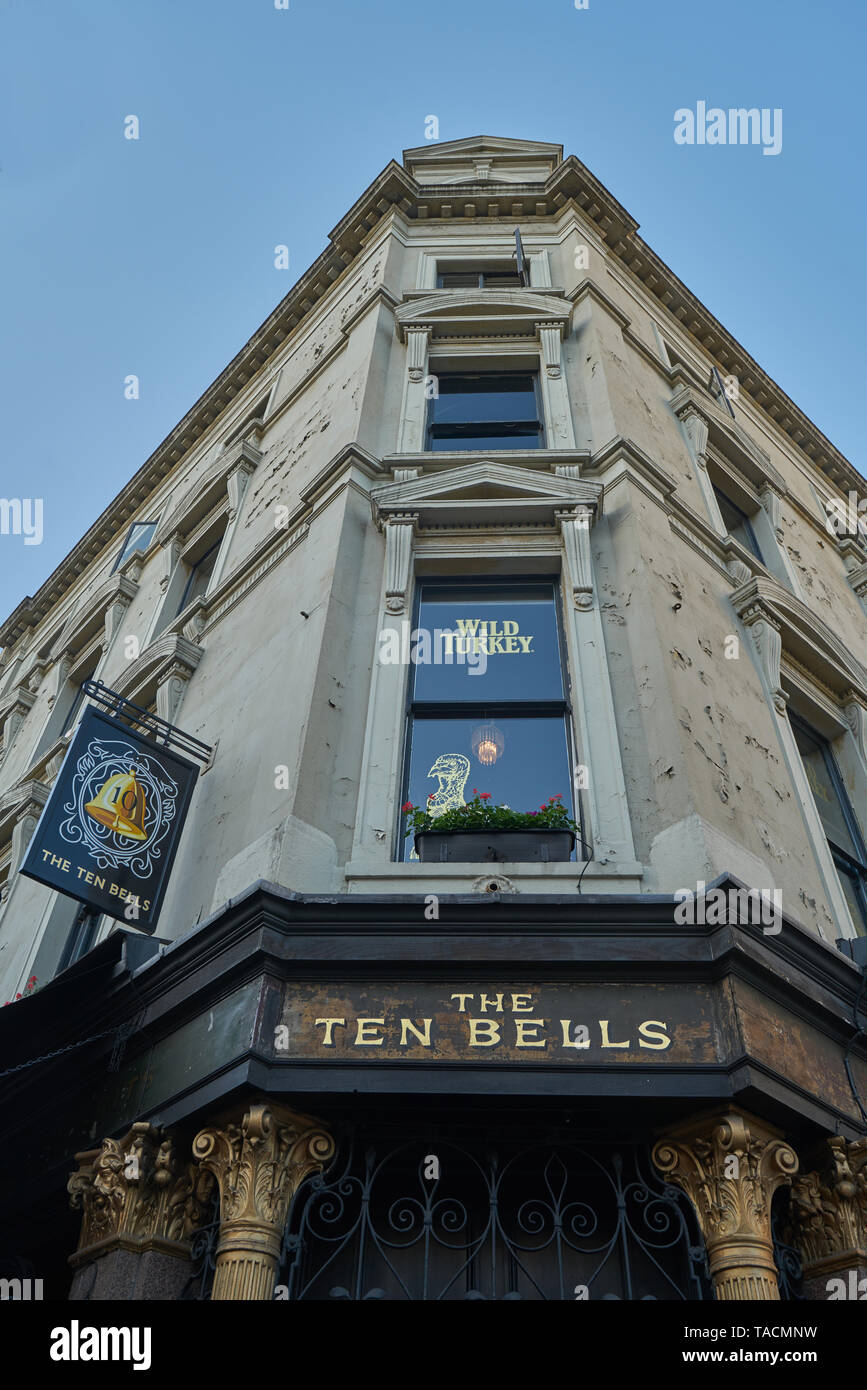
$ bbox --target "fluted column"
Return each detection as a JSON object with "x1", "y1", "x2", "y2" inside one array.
[
  {"x1": 653, "y1": 1108, "x2": 798, "y2": 1300},
  {"x1": 787, "y1": 1137, "x2": 867, "y2": 1300},
  {"x1": 192, "y1": 1102, "x2": 335, "y2": 1301}
]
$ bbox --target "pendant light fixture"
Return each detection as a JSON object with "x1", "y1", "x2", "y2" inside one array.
[{"x1": 471, "y1": 721, "x2": 505, "y2": 767}]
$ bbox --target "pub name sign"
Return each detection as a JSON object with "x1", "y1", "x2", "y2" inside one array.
[
  {"x1": 20, "y1": 707, "x2": 198, "y2": 933},
  {"x1": 276, "y1": 983, "x2": 717, "y2": 1064}
]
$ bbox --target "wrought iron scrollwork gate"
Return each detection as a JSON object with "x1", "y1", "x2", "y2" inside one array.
[{"x1": 274, "y1": 1137, "x2": 712, "y2": 1301}]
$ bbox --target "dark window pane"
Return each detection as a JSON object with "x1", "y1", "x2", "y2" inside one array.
[
  {"x1": 428, "y1": 427, "x2": 542, "y2": 451},
  {"x1": 177, "y1": 541, "x2": 220, "y2": 615},
  {"x1": 791, "y1": 721, "x2": 862, "y2": 860},
  {"x1": 402, "y1": 715, "x2": 574, "y2": 860},
  {"x1": 60, "y1": 685, "x2": 87, "y2": 735},
  {"x1": 435, "y1": 270, "x2": 522, "y2": 289},
  {"x1": 412, "y1": 583, "x2": 564, "y2": 701},
  {"x1": 833, "y1": 855, "x2": 867, "y2": 936},
  {"x1": 437, "y1": 272, "x2": 481, "y2": 288},
  {"x1": 482, "y1": 272, "x2": 522, "y2": 287},
  {"x1": 114, "y1": 520, "x2": 157, "y2": 571},
  {"x1": 430, "y1": 374, "x2": 538, "y2": 427},
  {"x1": 712, "y1": 486, "x2": 763, "y2": 563}
]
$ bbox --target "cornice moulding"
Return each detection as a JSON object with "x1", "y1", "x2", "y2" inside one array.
[{"x1": 299, "y1": 443, "x2": 388, "y2": 510}]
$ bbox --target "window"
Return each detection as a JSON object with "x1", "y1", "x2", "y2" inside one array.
[
  {"x1": 426, "y1": 372, "x2": 544, "y2": 452},
  {"x1": 176, "y1": 539, "x2": 220, "y2": 616},
  {"x1": 399, "y1": 578, "x2": 577, "y2": 860},
  {"x1": 436, "y1": 266, "x2": 524, "y2": 289},
  {"x1": 113, "y1": 520, "x2": 158, "y2": 573},
  {"x1": 56, "y1": 909, "x2": 101, "y2": 974},
  {"x1": 60, "y1": 684, "x2": 88, "y2": 736},
  {"x1": 60, "y1": 658, "x2": 99, "y2": 736},
  {"x1": 791, "y1": 714, "x2": 867, "y2": 935},
  {"x1": 712, "y1": 483, "x2": 764, "y2": 564}
]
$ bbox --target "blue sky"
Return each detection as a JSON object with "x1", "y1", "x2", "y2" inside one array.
[{"x1": 1, "y1": 0, "x2": 863, "y2": 624}]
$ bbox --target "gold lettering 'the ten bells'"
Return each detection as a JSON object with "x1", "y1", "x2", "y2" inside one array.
[{"x1": 311, "y1": 1014, "x2": 672, "y2": 1050}]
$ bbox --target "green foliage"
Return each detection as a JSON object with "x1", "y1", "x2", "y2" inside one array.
[{"x1": 402, "y1": 792, "x2": 579, "y2": 837}]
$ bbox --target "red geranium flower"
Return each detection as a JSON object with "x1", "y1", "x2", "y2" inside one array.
[
  {"x1": 401, "y1": 801, "x2": 413, "y2": 812},
  {"x1": 480, "y1": 792, "x2": 491, "y2": 800}
]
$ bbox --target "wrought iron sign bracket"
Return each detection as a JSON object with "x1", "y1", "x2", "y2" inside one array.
[{"x1": 81, "y1": 680, "x2": 213, "y2": 764}]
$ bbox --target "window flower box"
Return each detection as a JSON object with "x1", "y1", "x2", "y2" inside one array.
[
  {"x1": 415, "y1": 827, "x2": 574, "y2": 863},
  {"x1": 403, "y1": 791, "x2": 580, "y2": 864}
]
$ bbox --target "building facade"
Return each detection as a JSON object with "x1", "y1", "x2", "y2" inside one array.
[{"x1": 0, "y1": 136, "x2": 865, "y2": 1302}]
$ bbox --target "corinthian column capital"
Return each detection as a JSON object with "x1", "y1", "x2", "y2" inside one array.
[
  {"x1": 653, "y1": 1108, "x2": 798, "y2": 1300},
  {"x1": 787, "y1": 1137, "x2": 867, "y2": 1291},
  {"x1": 67, "y1": 1123, "x2": 213, "y2": 1266},
  {"x1": 192, "y1": 1102, "x2": 335, "y2": 1301}
]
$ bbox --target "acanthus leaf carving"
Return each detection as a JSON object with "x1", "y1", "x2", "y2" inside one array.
[
  {"x1": 67, "y1": 1124, "x2": 212, "y2": 1263},
  {"x1": 787, "y1": 1137, "x2": 867, "y2": 1270},
  {"x1": 653, "y1": 1109, "x2": 798, "y2": 1301},
  {"x1": 192, "y1": 1103, "x2": 335, "y2": 1300}
]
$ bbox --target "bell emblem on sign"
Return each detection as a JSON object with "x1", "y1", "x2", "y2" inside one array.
[{"x1": 84, "y1": 770, "x2": 148, "y2": 840}]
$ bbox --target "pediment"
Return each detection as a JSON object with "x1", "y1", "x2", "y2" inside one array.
[
  {"x1": 396, "y1": 291, "x2": 570, "y2": 342},
  {"x1": 58, "y1": 572, "x2": 140, "y2": 656},
  {"x1": 371, "y1": 461, "x2": 600, "y2": 528},
  {"x1": 733, "y1": 575, "x2": 867, "y2": 700},
  {"x1": 155, "y1": 433, "x2": 262, "y2": 548},
  {"x1": 402, "y1": 136, "x2": 563, "y2": 186},
  {"x1": 111, "y1": 631, "x2": 204, "y2": 702},
  {"x1": 672, "y1": 384, "x2": 784, "y2": 493}
]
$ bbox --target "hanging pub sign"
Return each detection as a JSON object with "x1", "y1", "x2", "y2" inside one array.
[{"x1": 20, "y1": 704, "x2": 200, "y2": 933}]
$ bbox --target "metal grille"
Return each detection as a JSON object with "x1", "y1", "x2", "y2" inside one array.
[
  {"x1": 275, "y1": 1136, "x2": 711, "y2": 1301},
  {"x1": 183, "y1": 1132, "x2": 810, "y2": 1302},
  {"x1": 772, "y1": 1191, "x2": 805, "y2": 1301}
]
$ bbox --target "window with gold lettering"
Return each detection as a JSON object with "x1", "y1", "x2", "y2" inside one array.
[{"x1": 399, "y1": 578, "x2": 577, "y2": 860}]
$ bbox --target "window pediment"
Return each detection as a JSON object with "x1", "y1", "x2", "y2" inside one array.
[
  {"x1": 111, "y1": 631, "x2": 203, "y2": 705},
  {"x1": 396, "y1": 291, "x2": 570, "y2": 342},
  {"x1": 732, "y1": 574, "x2": 867, "y2": 704},
  {"x1": 671, "y1": 384, "x2": 785, "y2": 494},
  {"x1": 155, "y1": 431, "x2": 262, "y2": 549},
  {"x1": 371, "y1": 460, "x2": 600, "y2": 528},
  {"x1": 58, "y1": 571, "x2": 140, "y2": 658}
]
